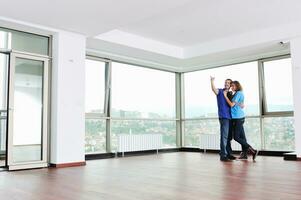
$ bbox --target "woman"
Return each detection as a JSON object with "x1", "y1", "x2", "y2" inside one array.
[{"x1": 223, "y1": 81, "x2": 258, "y2": 161}]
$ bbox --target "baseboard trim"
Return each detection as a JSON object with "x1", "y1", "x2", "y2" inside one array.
[
  {"x1": 49, "y1": 161, "x2": 86, "y2": 168},
  {"x1": 283, "y1": 152, "x2": 301, "y2": 161},
  {"x1": 86, "y1": 148, "x2": 180, "y2": 160},
  {"x1": 85, "y1": 153, "x2": 115, "y2": 160},
  {"x1": 180, "y1": 147, "x2": 292, "y2": 157},
  {"x1": 84, "y1": 147, "x2": 293, "y2": 161}
]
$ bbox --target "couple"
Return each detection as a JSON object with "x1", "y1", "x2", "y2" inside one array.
[{"x1": 210, "y1": 77, "x2": 258, "y2": 162}]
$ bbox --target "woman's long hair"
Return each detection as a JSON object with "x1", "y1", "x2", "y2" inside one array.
[{"x1": 232, "y1": 81, "x2": 243, "y2": 91}]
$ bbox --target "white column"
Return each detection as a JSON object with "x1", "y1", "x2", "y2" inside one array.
[
  {"x1": 290, "y1": 37, "x2": 301, "y2": 157},
  {"x1": 50, "y1": 31, "x2": 86, "y2": 164}
]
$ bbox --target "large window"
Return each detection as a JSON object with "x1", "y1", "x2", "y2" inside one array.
[
  {"x1": 185, "y1": 62, "x2": 259, "y2": 118},
  {"x1": 260, "y1": 57, "x2": 294, "y2": 150},
  {"x1": 184, "y1": 57, "x2": 294, "y2": 151},
  {"x1": 84, "y1": 55, "x2": 295, "y2": 154},
  {"x1": 184, "y1": 62, "x2": 260, "y2": 148},
  {"x1": 111, "y1": 62, "x2": 176, "y2": 148},
  {"x1": 111, "y1": 62, "x2": 175, "y2": 119},
  {"x1": 85, "y1": 60, "x2": 177, "y2": 154},
  {"x1": 85, "y1": 58, "x2": 107, "y2": 153},
  {"x1": 85, "y1": 59, "x2": 106, "y2": 114},
  {"x1": 262, "y1": 58, "x2": 293, "y2": 113}
]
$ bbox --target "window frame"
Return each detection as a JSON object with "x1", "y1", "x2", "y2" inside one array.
[
  {"x1": 182, "y1": 54, "x2": 294, "y2": 151},
  {"x1": 0, "y1": 27, "x2": 51, "y2": 57},
  {"x1": 85, "y1": 56, "x2": 180, "y2": 153},
  {"x1": 259, "y1": 55, "x2": 294, "y2": 116},
  {"x1": 85, "y1": 56, "x2": 110, "y2": 118},
  {"x1": 84, "y1": 53, "x2": 295, "y2": 154}
]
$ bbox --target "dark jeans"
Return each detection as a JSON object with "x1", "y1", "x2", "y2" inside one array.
[
  {"x1": 219, "y1": 118, "x2": 230, "y2": 158},
  {"x1": 226, "y1": 120, "x2": 233, "y2": 156},
  {"x1": 232, "y1": 118, "x2": 250, "y2": 153}
]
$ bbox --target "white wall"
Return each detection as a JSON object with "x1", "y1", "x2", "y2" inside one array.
[
  {"x1": 51, "y1": 31, "x2": 86, "y2": 164},
  {"x1": 290, "y1": 37, "x2": 301, "y2": 157}
]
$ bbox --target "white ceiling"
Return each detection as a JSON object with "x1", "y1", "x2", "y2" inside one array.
[
  {"x1": 0, "y1": 0, "x2": 193, "y2": 36},
  {"x1": 0, "y1": 0, "x2": 300, "y2": 71},
  {"x1": 119, "y1": 1, "x2": 301, "y2": 47},
  {"x1": 1, "y1": 0, "x2": 301, "y2": 44}
]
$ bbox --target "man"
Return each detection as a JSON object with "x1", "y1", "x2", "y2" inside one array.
[{"x1": 210, "y1": 77, "x2": 236, "y2": 161}]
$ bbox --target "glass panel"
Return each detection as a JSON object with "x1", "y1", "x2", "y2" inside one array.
[
  {"x1": 263, "y1": 58, "x2": 293, "y2": 112},
  {"x1": 111, "y1": 120, "x2": 176, "y2": 151},
  {"x1": 184, "y1": 118, "x2": 261, "y2": 149},
  {"x1": 0, "y1": 27, "x2": 49, "y2": 55},
  {"x1": 244, "y1": 118, "x2": 261, "y2": 150},
  {"x1": 0, "y1": 30, "x2": 10, "y2": 49},
  {"x1": 85, "y1": 59, "x2": 106, "y2": 113},
  {"x1": 111, "y1": 62, "x2": 175, "y2": 119},
  {"x1": 185, "y1": 62, "x2": 259, "y2": 118},
  {"x1": 85, "y1": 119, "x2": 106, "y2": 153},
  {"x1": 11, "y1": 31, "x2": 49, "y2": 56},
  {"x1": 184, "y1": 119, "x2": 219, "y2": 147},
  {"x1": 0, "y1": 53, "x2": 9, "y2": 167},
  {"x1": 12, "y1": 58, "x2": 44, "y2": 163},
  {"x1": 263, "y1": 117, "x2": 294, "y2": 151}
]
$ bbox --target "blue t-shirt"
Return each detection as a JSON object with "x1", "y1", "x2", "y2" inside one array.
[
  {"x1": 231, "y1": 91, "x2": 245, "y2": 119},
  {"x1": 216, "y1": 89, "x2": 231, "y2": 119}
]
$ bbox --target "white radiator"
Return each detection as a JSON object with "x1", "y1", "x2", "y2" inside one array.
[
  {"x1": 118, "y1": 134, "x2": 163, "y2": 156},
  {"x1": 199, "y1": 134, "x2": 241, "y2": 152}
]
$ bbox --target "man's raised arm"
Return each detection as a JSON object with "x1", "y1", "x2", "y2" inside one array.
[{"x1": 210, "y1": 76, "x2": 218, "y2": 95}]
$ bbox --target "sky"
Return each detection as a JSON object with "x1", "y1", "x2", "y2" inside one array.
[
  {"x1": 185, "y1": 61, "x2": 260, "y2": 117},
  {"x1": 111, "y1": 62, "x2": 175, "y2": 117},
  {"x1": 85, "y1": 59, "x2": 105, "y2": 113}
]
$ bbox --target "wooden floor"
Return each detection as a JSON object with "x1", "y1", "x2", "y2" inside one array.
[{"x1": 1, "y1": 152, "x2": 301, "y2": 200}]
